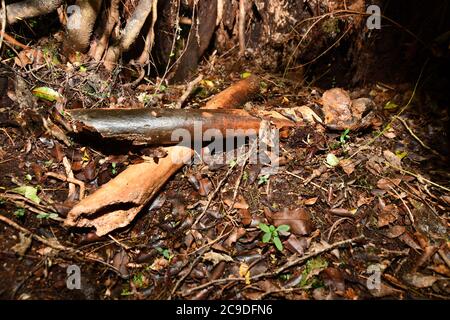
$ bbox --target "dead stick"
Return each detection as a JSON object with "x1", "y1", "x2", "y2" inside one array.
[
  {"x1": 0, "y1": 31, "x2": 30, "y2": 50},
  {"x1": 175, "y1": 74, "x2": 203, "y2": 109},
  {"x1": 238, "y1": 0, "x2": 245, "y2": 56},
  {"x1": 45, "y1": 172, "x2": 86, "y2": 200},
  {"x1": 205, "y1": 75, "x2": 260, "y2": 109},
  {"x1": 69, "y1": 107, "x2": 292, "y2": 145},
  {"x1": 0, "y1": 214, "x2": 126, "y2": 276},
  {"x1": 183, "y1": 235, "x2": 365, "y2": 295},
  {"x1": 0, "y1": 214, "x2": 72, "y2": 252}
]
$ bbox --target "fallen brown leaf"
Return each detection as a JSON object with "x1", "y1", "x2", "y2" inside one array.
[
  {"x1": 403, "y1": 273, "x2": 440, "y2": 288},
  {"x1": 377, "y1": 178, "x2": 401, "y2": 190},
  {"x1": 385, "y1": 225, "x2": 406, "y2": 238},
  {"x1": 378, "y1": 204, "x2": 399, "y2": 227},
  {"x1": 383, "y1": 150, "x2": 402, "y2": 168},
  {"x1": 270, "y1": 208, "x2": 314, "y2": 236},
  {"x1": 340, "y1": 158, "x2": 355, "y2": 175},
  {"x1": 304, "y1": 197, "x2": 318, "y2": 206}
]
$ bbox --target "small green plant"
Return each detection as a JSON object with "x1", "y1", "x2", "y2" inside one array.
[
  {"x1": 339, "y1": 129, "x2": 351, "y2": 145},
  {"x1": 37, "y1": 212, "x2": 59, "y2": 220},
  {"x1": 299, "y1": 257, "x2": 328, "y2": 288},
  {"x1": 14, "y1": 208, "x2": 26, "y2": 218},
  {"x1": 132, "y1": 274, "x2": 144, "y2": 288},
  {"x1": 111, "y1": 162, "x2": 117, "y2": 175},
  {"x1": 44, "y1": 160, "x2": 54, "y2": 168},
  {"x1": 120, "y1": 288, "x2": 133, "y2": 296},
  {"x1": 158, "y1": 84, "x2": 167, "y2": 92},
  {"x1": 279, "y1": 273, "x2": 291, "y2": 281},
  {"x1": 258, "y1": 175, "x2": 269, "y2": 185},
  {"x1": 156, "y1": 247, "x2": 173, "y2": 261},
  {"x1": 229, "y1": 159, "x2": 237, "y2": 169},
  {"x1": 259, "y1": 223, "x2": 290, "y2": 251},
  {"x1": 137, "y1": 92, "x2": 152, "y2": 104}
]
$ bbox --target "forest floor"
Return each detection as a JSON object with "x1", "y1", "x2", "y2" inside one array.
[{"x1": 0, "y1": 46, "x2": 449, "y2": 300}]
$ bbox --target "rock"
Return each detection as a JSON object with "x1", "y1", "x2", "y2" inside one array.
[
  {"x1": 320, "y1": 88, "x2": 375, "y2": 130},
  {"x1": 321, "y1": 88, "x2": 353, "y2": 129}
]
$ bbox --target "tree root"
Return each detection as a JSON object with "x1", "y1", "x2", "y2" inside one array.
[
  {"x1": 63, "y1": 0, "x2": 103, "y2": 55},
  {"x1": 90, "y1": 0, "x2": 120, "y2": 61},
  {"x1": 2, "y1": 0, "x2": 63, "y2": 25},
  {"x1": 104, "y1": 0, "x2": 153, "y2": 71}
]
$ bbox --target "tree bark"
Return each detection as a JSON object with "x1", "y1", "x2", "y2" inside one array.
[
  {"x1": 63, "y1": 0, "x2": 103, "y2": 55},
  {"x1": 4, "y1": 0, "x2": 63, "y2": 25}
]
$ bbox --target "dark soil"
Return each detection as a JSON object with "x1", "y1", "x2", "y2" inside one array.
[{"x1": 0, "y1": 47, "x2": 449, "y2": 299}]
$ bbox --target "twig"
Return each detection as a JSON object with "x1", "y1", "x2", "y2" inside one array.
[
  {"x1": 193, "y1": 164, "x2": 235, "y2": 227},
  {"x1": 183, "y1": 277, "x2": 246, "y2": 296},
  {"x1": 175, "y1": 74, "x2": 203, "y2": 109},
  {"x1": 387, "y1": 163, "x2": 450, "y2": 193},
  {"x1": 0, "y1": 214, "x2": 72, "y2": 252},
  {"x1": 229, "y1": 141, "x2": 257, "y2": 210},
  {"x1": 0, "y1": 214, "x2": 124, "y2": 276},
  {"x1": 238, "y1": 0, "x2": 245, "y2": 56},
  {"x1": 188, "y1": 227, "x2": 233, "y2": 256},
  {"x1": 0, "y1": 31, "x2": 30, "y2": 50},
  {"x1": 0, "y1": 0, "x2": 6, "y2": 52},
  {"x1": 1, "y1": 193, "x2": 63, "y2": 221},
  {"x1": 124, "y1": 64, "x2": 145, "y2": 88},
  {"x1": 259, "y1": 287, "x2": 305, "y2": 299},
  {"x1": 108, "y1": 234, "x2": 131, "y2": 250},
  {"x1": 170, "y1": 255, "x2": 202, "y2": 297},
  {"x1": 395, "y1": 116, "x2": 442, "y2": 157},
  {"x1": 45, "y1": 172, "x2": 86, "y2": 200},
  {"x1": 183, "y1": 235, "x2": 364, "y2": 295},
  {"x1": 62, "y1": 156, "x2": 77, "y2": 200},
  {"x1": 389, "y1": 185, "x2": 415, "y2": 225},
  {"x1": 284, "y1": 170, "x2": 329, "y2": 193},
  {"x1": 258, "y1": 235, "x2": 364, "y2": 277},
  {"x1": 0, "y1": 128, "x2": 15, "y2": 146},
  {"x1": 327, "y1": 217, "x2": 353, "y2": 242}
]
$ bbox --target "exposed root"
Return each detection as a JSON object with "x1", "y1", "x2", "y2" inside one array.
[
  {"x1": 63, "y1": 0, "x2": 103, "y2": 55},
  {"x1": 104, "y1": 0, "x2": 153, "y2": 71},
  {"x1": 3, "y1": 0, "x2": 63, "y2": 25},
  {"x1": 90, "y1": 0, "x2": 120, "y2": 61},
  {"x1": 238, "y1": 0, "x2": 245, "y2": 56},
  {"x1": 137, "y1": 0, "x2": 158, "y2": 65},
  {"x1": 0, "y1": 0, "x2": 5, "y2": 52},
  {"x1": 0, "y1": 31, "x2": 30, "y2": 50}
]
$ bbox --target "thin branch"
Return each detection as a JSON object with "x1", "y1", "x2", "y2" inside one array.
[
  {"x1": 0, "y1": 214, "x2": 72, "y2": 252},
  {"x1": 0, "y1": 0, "x2": 6, "y2": 52},
  {"x1": 395, "y1": 116, "x2": 442, "y2": 157},
  {"x1": 387, "y1": 163, "x2": 450, "y2": 193},
  {"x1": 238, "y1": 0, "x2": 245, "y2": 56},
  {"x1": 175, "y1": 74, "x2": 203, "y2": 109},
  {"x1": 183, "y1": 235, "x2": 364, "y2": 295}
]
